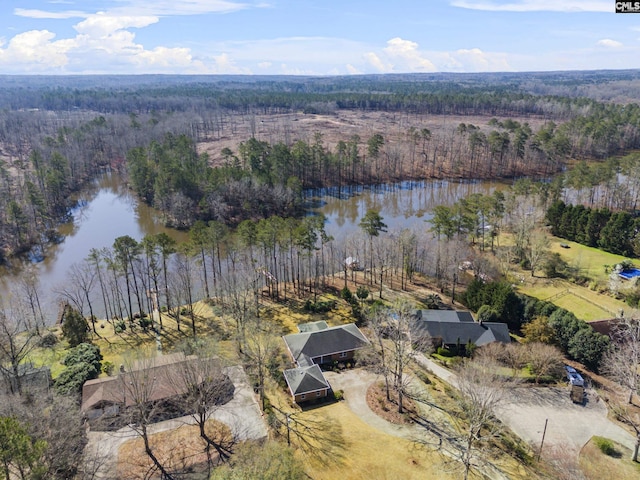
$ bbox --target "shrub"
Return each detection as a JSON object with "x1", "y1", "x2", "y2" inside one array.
[
  {"x1": 138, "y1": 316, "x2": 153, "y2": 331},
  {"x1": 356, "y1": 286, "x2": 370, "y2": 302},
  {"x1": 61, "y1": 308, "x2": 89, "y2": 347},
  {"x1": 340, "y1": 286, "x2": 353, "y2": 301},
  {"x1": 477, "y1": 305, "x2": 499, "y2": 323},
  {"x1": 114, "y1": 320, "x2": 126, "y2": 334},
  {"x1": 436, "y1": 347, "x2": 452, "y2": 357},
  {"x1": 55, "y1": 343, "x2": 102, "y2": 395},
  {"x1": 38, "y1": 332, "x2": 59, "y2": 348},
  {"x1": 334, "y1": 389, "x2": 344, "y2": 401},
  {"x1": 594, "y1": 437, "x2": 617, "y2": 456},
  {"x1": 303, "y1": 300, "x2": 336, "y2": 313},
  {"x1": 102, "y1": 361, "x2": 114, "y2": 376}
]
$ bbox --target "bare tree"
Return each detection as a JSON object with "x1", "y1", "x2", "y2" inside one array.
[
  {"x1": 219, "y1": 261, "x2": 259, "y2": 353},
  {"x1": 0, "y1": 392, "x2": 88, "y2": 479},
  {"x1": 526, "y1": 230, "x2": 550, "y2": 277},
  {"x1": 454, "y1": 357, "x2": 519, "y2": 480},
  {"x1": 604, "y1": 318, "x2": 640, "y2": 405},
  {"x1": 524, "y1": 342, "x2": 564, "y2": 384},
  {"x1": 170, "y1": 347, "x2": 235, "y2": 472},
  {"x1": 367, "y1": 300, "x2": 431, "y2": 413},
  {"x1": 602, "y1": 317, "x2": 640, "y2": 461},
  {"x1": 0, "y1": 294, "x2": 40, "y2": 395},
  {"x1": 119, "y1": 355, "x2": 178, "y2": 480},
  {"x1": 54, "y1": 261, "x2": 98, "y2": 334},
  {"x1": 17, "y1": 267, "x2": 46, "y2": 335},
  {"x1": 243, "y1": 318, "x2": 281, "y2": 410},
  {"x1": 172, "y1": 244, "x2": 199, "y2": 337},
  {"x1": 267, "y1": 404, "x2": 344, "y2": 465}
]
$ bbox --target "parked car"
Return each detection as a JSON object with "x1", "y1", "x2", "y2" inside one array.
[{"x1": 564, "y1": 365, "x2": 584, "y2": 387}]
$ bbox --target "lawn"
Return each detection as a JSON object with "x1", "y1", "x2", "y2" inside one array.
[
  {"x1": 294, "y1": 400, "x2": 459, "y2": 480},
  {"x1": 517, "y1": 278, "x2": 625, "y2": 321},
  {"x1": 547, "y1": 236, "x2": 637, "y2": 285},
  {"x1": 579, "y1": 436, "x2": 640, "y2": 480},
  {"x1": 497, "y1": 232, "x2": 634, "y2": 321}
]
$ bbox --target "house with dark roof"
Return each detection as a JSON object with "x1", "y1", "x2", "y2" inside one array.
[
  {"x1": 81, "y1": 353, "x2": 233, "y2": 429},
  {"x1": 413, "y1": 310, "x2": 510, "y2": 349},
  {"x1": 283, "y1": 365, "x2": 331, "y2": 403},
  {"x1": 282, "y1": 322, "x2": 369, "y2": 402}
]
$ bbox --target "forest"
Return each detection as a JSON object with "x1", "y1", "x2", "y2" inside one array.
[
  {"x1": 2, "y1": 72, "x2": 640, "y2": 479},
  {"x1": 3, "y1": 72, "x2": 640, "y2": 260}
]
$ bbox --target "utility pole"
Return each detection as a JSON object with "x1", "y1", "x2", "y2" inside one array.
[{"x1": 537, "y1": 418, "x2": 549, "y2": 461}]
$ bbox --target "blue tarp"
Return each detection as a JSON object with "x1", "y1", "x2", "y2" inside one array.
[{"x1": 619, "y1": 268, "x2": 640, "y2": 280}]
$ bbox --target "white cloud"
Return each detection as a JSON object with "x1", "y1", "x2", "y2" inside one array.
[
  {"x1": 364, "y1": 52, "x2": 391, "y2": 72},
  {"x1": 0, "y1": 30, "x2": 71, "y2": 70},
  {"x1": 346, "y1": 64, "x2": 361, "y2": 74},
  {"x1": 73, "y1": 14, "x2": 159, "y2": 37},
  {"x1": 361, "y1": 38, "x2": 509, "y2": 74},
  {"x1": 383, "y1": 37, "x2": 437, "y2": 72},
  {"x1": 0, "y1": 10, "x2": 232, "y2": 74},
  {"x1": 424, "y1": 47, "x2": 511, "y2": 72},
  {"x1": 14, "y1": 8, "x2": 88, "y2": 19},
  {"x1": 451, "y1": 0, "x2": 611, "y2": 12},
  {"x1": 597, "y1": 38, "x2": 623, "y2": 48},
  {"x1": 258, "y1": 61, "x2": 272, "y2": 69},
  {"x1": 1, "y1": 0, "x2": 270, "y2": 74}
]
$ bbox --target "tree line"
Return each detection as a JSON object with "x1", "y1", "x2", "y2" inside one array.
[{"x1": 546, "y1": 200, "x2": 640, "y2": 257}]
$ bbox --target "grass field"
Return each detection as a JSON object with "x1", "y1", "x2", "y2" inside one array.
[
  {"x1": 516, "y1": 278, "x2": 627, "y2": 321},
  {"x1": 498, "y1": 233, "x2": 637, "y2": 321},
  {"x1": 579, "y1": 437, "x2": 640, "y2": 480},
  {"x1": 547, "y1": 236, "x2": 638, "y2": 284}
]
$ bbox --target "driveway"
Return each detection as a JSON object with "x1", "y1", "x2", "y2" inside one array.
[
  {"x1": 416, "y1": 355, "x2": 635, "y2": 455},
  {"x1": 83, "y1": 366, "x2": 266, "y2": 479},
  {"x1": 497, "y1": 386, "x2": 634, "y2": 453},
  {"x1": 324, "y1": 369, "x2": 419, "y2": 438}
]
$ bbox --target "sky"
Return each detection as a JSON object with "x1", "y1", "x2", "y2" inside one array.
[{"x1": 0, "y1": 1, "x2": 640, "y2": 75}]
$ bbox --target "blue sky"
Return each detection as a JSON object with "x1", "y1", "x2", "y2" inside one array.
[{"x1": 0, "y1": 1, "x2": 639, "y2": 75}]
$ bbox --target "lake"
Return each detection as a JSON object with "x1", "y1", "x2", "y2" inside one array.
[{"x1": 0, "y1": 175, "x2": 503, "y2": 323}]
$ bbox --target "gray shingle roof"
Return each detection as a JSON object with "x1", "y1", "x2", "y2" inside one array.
[
  {"x1": 413, "y1": 310, "x2": 510, "y2": 347},
  {"x1": 416, "y1": 310, "x2": 474, "y2": 323},
  {"x1": 283, "y1": 323, "x2": 369, "y2": 367},
  {"x1": 283, "y1": 365, "x2": 330, "y2": 396}
]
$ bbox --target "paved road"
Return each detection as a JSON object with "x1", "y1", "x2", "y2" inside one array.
[{"x1": 83, "y1": 365, "x2": 266, "y2": 479}]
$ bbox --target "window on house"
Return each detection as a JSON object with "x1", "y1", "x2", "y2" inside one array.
[
  {"x1": 316, "y1": 391, "x2": 322, "y2": 396},
  {"x1": 300, "y1": 394, "x2": 306, "y2": 400},
  {"x1": 339, "y1": 351, "x2": 347, "y2": 358}
]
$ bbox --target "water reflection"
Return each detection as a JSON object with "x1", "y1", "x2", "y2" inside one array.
[
  {"x1": 0, "y1": 172, "x2": 188, "y2": 320},
  {"x1": 316, "y1": 179, "x2": 506, "y2": 242},
  {"x1": 0, "y1": 174, "x2": 506, "y2": 324}
]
